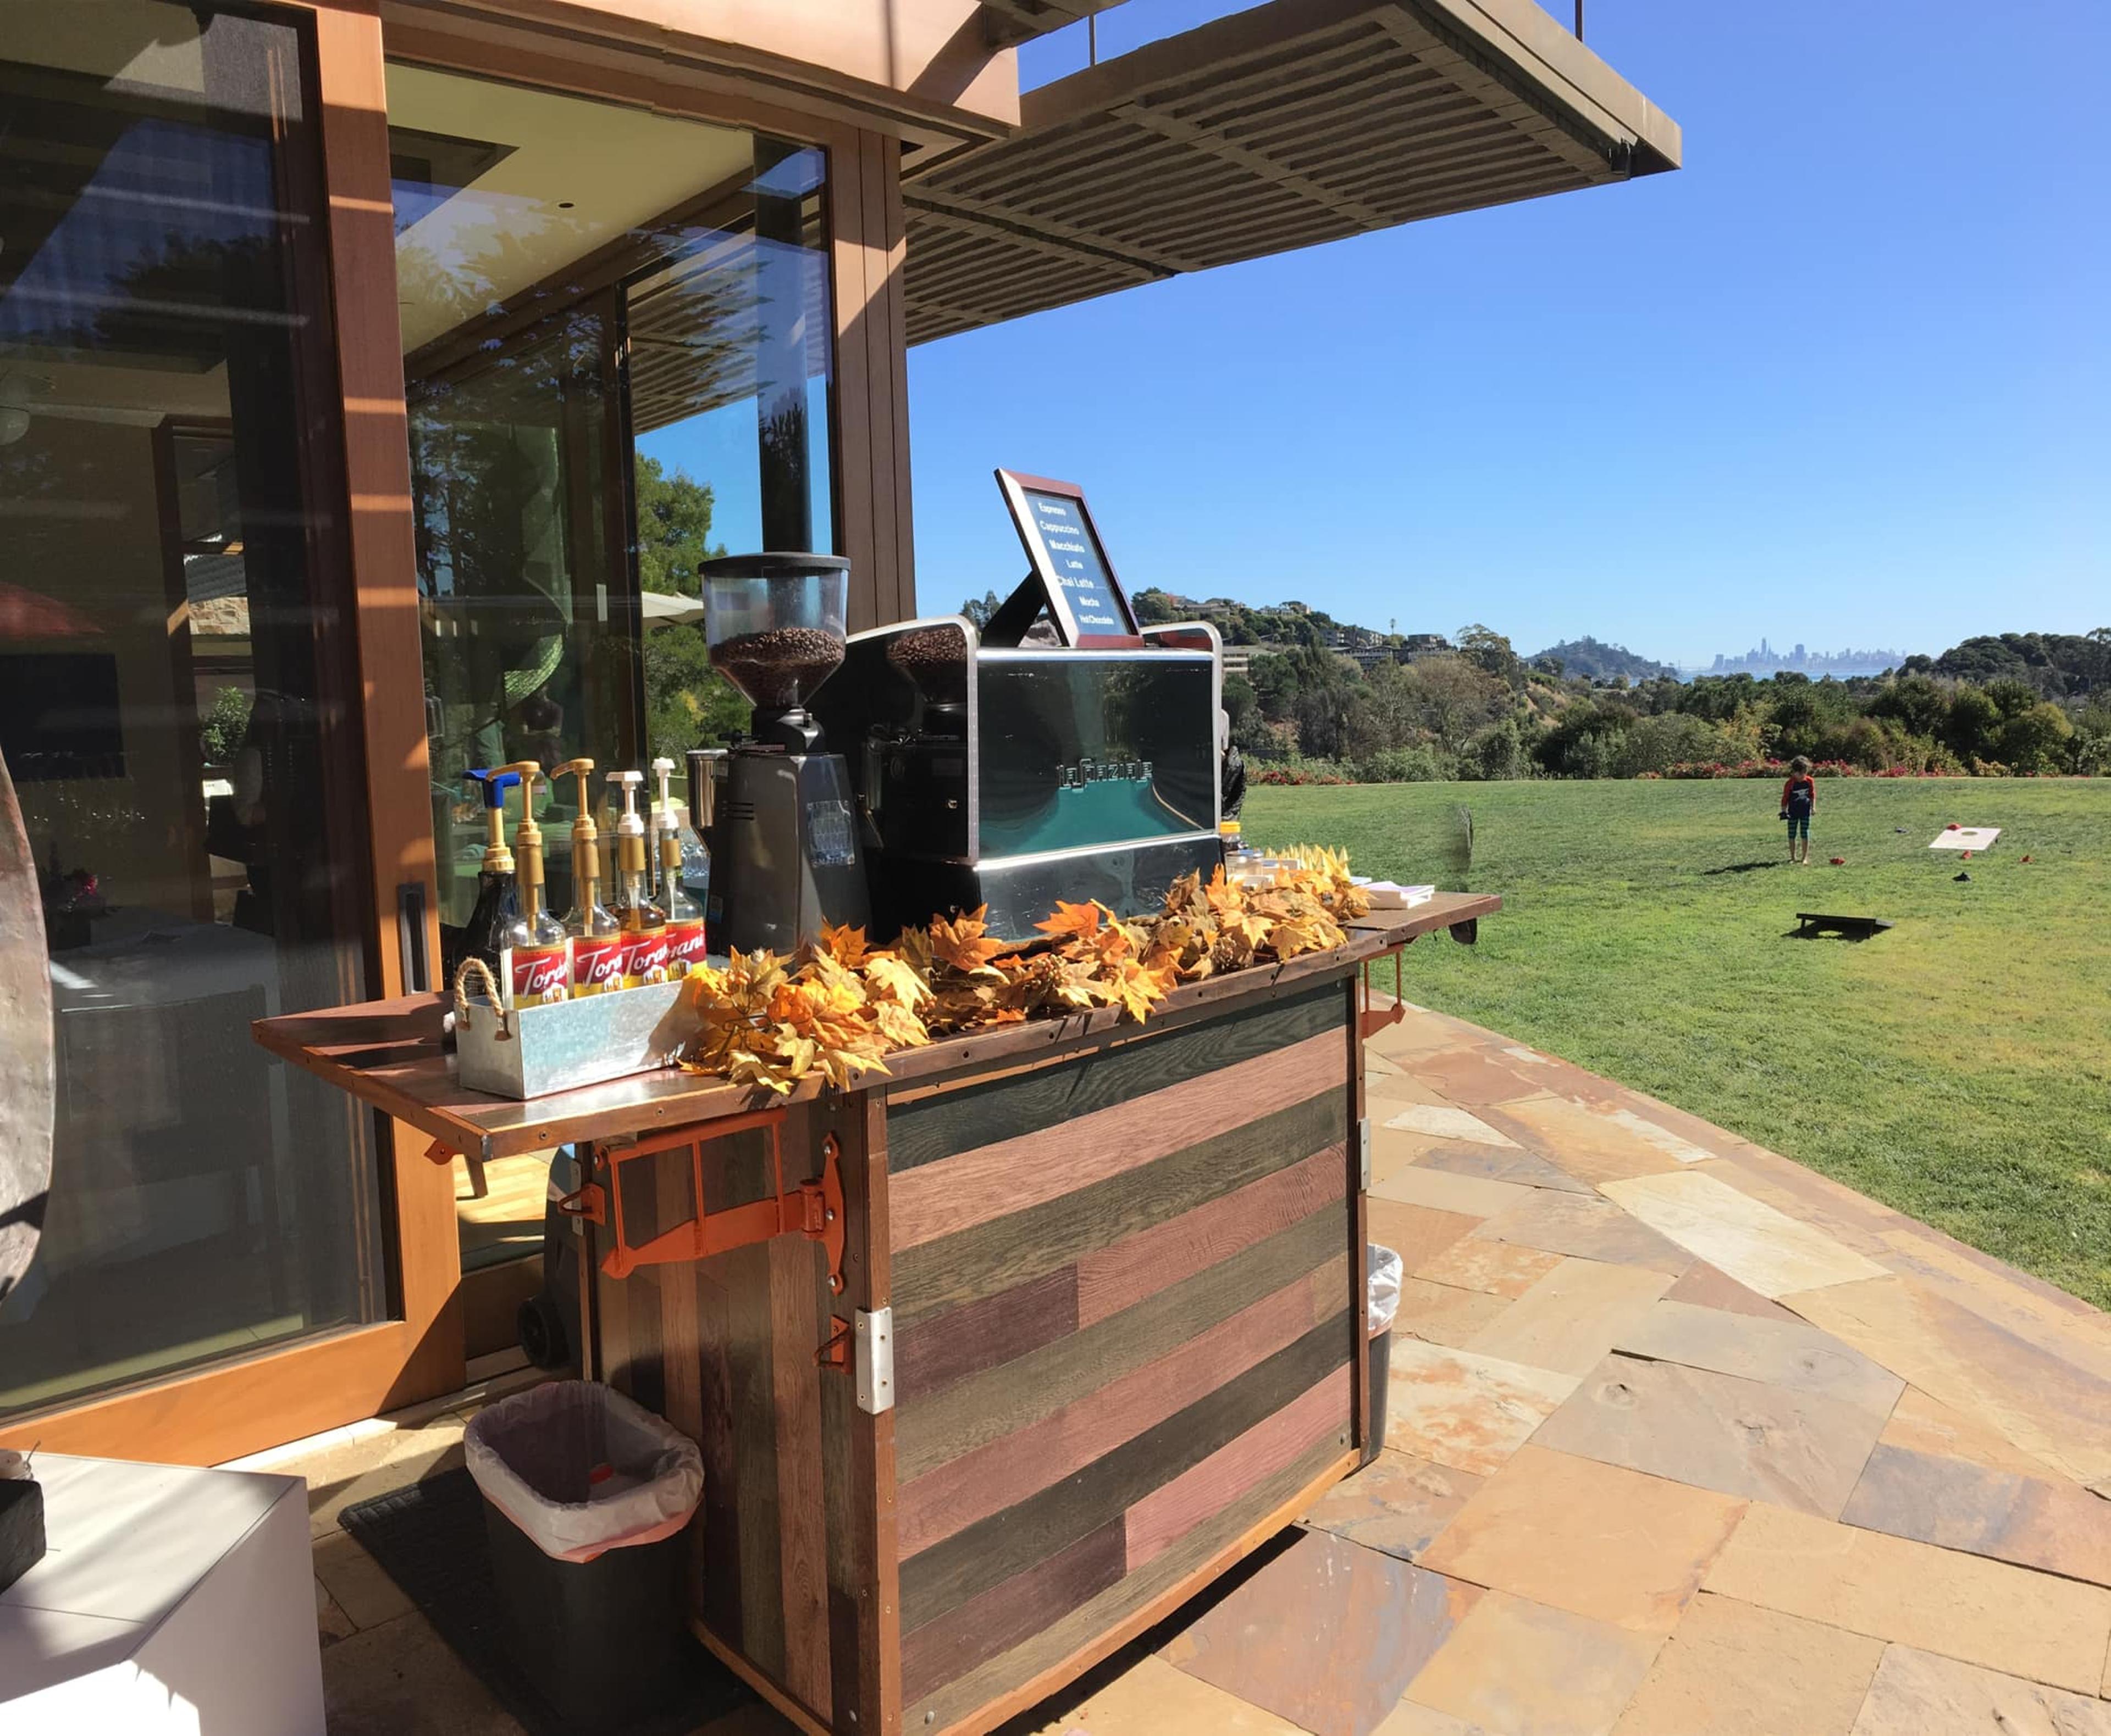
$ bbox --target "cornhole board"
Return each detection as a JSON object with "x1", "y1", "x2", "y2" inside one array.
[
  {"x1": 1795, "y1": 913, "x2": 1894, "y2": 939},
  {"x1": 1929, "y1": 828, "x2": 1999, "y2": 851}
]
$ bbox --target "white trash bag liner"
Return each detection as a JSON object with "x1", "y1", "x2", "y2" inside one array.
[
  {"x1": 466, "y1": 1380, "x2": 704, "y2": 1564},
  {"x1": 1367, "y1": 1243, "x2": 1403, "y2": 1338}
]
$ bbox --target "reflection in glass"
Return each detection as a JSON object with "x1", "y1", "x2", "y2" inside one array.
[
  {"x1": 388, "y1": 68, "x2": 838, "y2": 985},
  {"x1": 0, "y1": 1, "x2": 383, "y2": 1414}
]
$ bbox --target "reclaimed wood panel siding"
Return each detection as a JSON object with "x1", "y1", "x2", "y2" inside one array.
[
  {"x1": 594, "y1": 1108, "x2": 850, "y2": 1720},
  {"x1": 887, "y1": 983, "x2": 1357, "y2": 1723}
]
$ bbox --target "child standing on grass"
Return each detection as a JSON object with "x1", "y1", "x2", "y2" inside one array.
[{"x1": 1780, "y1": 756, "x2": 1816, "y2": 864}]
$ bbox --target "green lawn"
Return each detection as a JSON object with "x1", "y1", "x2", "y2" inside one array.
[{"x1": 1243, "y1": 777, "x2": 2111, "y2": 1309}]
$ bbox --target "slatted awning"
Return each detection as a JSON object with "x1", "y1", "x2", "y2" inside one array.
[{"x1": 905, "y1": 0, "x2": 1679, "y2": 344}]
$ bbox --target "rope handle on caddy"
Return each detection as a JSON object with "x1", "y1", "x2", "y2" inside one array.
[{"x1": 452, "y1": 955, "x2": 512, "y2": 1041}]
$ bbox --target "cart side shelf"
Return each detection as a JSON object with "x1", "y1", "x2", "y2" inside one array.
[{"x1": 251, "y1": 892, "x2": 1497, "y2": 1161}]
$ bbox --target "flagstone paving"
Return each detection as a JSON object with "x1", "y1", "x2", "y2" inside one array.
[{"x1": 294, "y1": 1004, "x2": 2111, "y2": 1735}]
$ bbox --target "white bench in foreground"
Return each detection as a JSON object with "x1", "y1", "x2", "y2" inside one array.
[{"x1": 0, "y1": 1454, "x2": 322, "y2": 1734}]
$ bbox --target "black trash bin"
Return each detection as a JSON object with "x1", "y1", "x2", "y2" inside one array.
[{"x1": 466, "y1": 1381, "x2": 705, "y2": 1734}]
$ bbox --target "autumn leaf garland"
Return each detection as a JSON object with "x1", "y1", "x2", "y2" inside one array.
[{"x1": 677, "y1": 850, "x2": 1372, "y2": 1094}]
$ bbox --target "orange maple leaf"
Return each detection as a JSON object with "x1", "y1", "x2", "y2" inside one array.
[
  {"x1": 819, "y1": 920, "x2": 870, "y2": 969},
  {"x1": 1035, "y1": 899, "x2": 1106, "y2": 944},
  {"x1": 928, "y1": 905, "x2": 1007, "y2": 975}
]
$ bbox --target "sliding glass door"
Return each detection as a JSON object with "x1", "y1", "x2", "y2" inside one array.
[
  {"x1": 0, "y1": 0, "x2": 385, "y2": 1418},
  {"x1": 388, "y1": 63, "x2": 841, "y2": 1298}
]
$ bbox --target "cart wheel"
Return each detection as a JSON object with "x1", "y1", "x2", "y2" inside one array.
[{"x1": 518, "y1": 1292, "x2": 573, "y2": 1371}]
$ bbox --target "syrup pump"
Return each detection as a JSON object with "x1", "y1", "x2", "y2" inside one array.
[
  {"x1": 497, "y1": 761, "x2": 568, "y2": 1006},
  {"x1": 606, "y1": 769, "x2": 668, "y2": 987},
  {"x1": 458, "y1": 767, "x2": 521, "y2": 978},
  {"x1": 554, "y1": 758, "x2": 623, "y2": 997},
  {"x1": 651, "y1": 757, "x2": 706, "y2": 978}
]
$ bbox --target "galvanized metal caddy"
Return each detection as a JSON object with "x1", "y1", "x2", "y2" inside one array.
[{"x1": 453, "y1": 959, "x2": 698, "y2": 1099}]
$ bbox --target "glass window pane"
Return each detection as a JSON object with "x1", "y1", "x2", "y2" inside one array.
[
  {"x1": 0, "y1": 1, "x2": 385, "y2": 1413},
  {"x1": 389, "y1": 68, "x2": 839, "y2": 980}
]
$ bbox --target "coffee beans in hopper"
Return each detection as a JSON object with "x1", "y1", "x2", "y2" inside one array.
[
  {"x1": 886, "y1": 626, "x2": 969, "y2": 704},
  {"x1": 712, "y1": 626, "x2": 845, "y2": 709}
]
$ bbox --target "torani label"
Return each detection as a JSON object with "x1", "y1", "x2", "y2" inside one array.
[
  {"x1": 622, "y1": 927, "x2": 670, "y2": 988},
  {"x1": 511, "y1": 943, "x2": 570, "y2": 1005},
  {"x1": 571, "y1": 933, "x2": 625, "y2": 997},
  {"x1": 665, "y1": 921, "x2": 706, "y2": 978}
]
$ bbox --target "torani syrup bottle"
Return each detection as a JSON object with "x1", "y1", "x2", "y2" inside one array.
[
  {"x1": 606, "y1": 769, "x2": 668, "y2": 988},
  {"x1": 555, "y1": 759, "x2": 624, "y2": 997},
  {"x1": 651, "y1": 758, "x2": 706, "y2": 978},
  {"x1": 497, "y1": 760, "x2": 568, "y2": 1006},
  {"x1": 459, "y1": 767, "x2": 521, "y2": 980}
]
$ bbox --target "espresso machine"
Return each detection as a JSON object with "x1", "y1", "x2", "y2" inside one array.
[
  {"x1": 690, "y1": 552, "x2": 869, "y2": 957},
  {"x1": 810, "y1": 472, "x2": 1223, "y2": 941}
]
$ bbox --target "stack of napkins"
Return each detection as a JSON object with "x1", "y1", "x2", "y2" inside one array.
[{"x1": 1362, "y1": 881, "x2": 1435, "y2": 909}]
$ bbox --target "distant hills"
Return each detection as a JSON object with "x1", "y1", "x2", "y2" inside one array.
[{"x1": 1527, "y1": 637, "x2": 1677, "y2": 682}]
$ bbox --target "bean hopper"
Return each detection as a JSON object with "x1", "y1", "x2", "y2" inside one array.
[{"x1": 699, "y1": 552, "x2": 870, "y2": 955}]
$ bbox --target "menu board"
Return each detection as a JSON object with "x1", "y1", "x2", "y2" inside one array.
[{"x1": 996, "y1": 469, "x2": 1140, "y2": 645}]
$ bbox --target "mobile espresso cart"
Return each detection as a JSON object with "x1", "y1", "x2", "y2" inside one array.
[{"x1": 257, "y1": 476, "x2": 1497, "y2": 1736}]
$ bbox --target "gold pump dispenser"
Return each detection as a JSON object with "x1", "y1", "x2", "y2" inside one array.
[
  {"x1": 555, "y1": 758, "x2": 623, "y2": 996},
  {"x1": 607, "y1": 769, "x2": 667, "y2": 987},
  {"x1": 651, "y1": 756, "x2": 705, "y2": 977},
  {"x1": 497, "y1": 761, "x2": 568, "y2": 1006}
]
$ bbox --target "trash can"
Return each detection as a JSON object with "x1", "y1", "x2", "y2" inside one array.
[
  {"x1": 1365, "y1": 1243, "x2": 1403, "y2": 1464},
  {"x1": 466, "y1": 1381, "x2": 705, "y2": 1733}
]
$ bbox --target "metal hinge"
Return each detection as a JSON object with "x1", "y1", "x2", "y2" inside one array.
[
  {"x1": 1358, "y1": 1117, "x2": 1372, "y2": 1192},
  {"x1": 855, "y1": 1307, "x2": 894, "y2": 1414}
]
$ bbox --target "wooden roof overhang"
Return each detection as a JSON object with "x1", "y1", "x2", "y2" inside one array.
[{"x1": 905, "y1": 0, "x2": 1681, "y2": 344}]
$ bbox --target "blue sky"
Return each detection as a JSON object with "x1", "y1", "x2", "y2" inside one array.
[{"x1": 903, "y1": 0, "x2": 2110, "y2": 667}]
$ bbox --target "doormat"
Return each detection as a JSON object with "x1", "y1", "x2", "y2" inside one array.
[{"x1": 339, "y1": 1468, "x2": 753, "y2": 1736}]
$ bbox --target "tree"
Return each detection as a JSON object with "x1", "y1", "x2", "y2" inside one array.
[
  {"x1": 1456, "y1": 623, "x2": 1523, "y2": 688},
  {"x1": 1941, "y1": 687, "x2": 2003, "y2": 762},
  {"x1": 1866, "y1": 672, "x2": 1947, "y2": 740},
  {"x1": 636, "y1": 456, "x2": 748, "y2": 759},
  {"x1": 635, "y1": 454, "x2": 722, "y2": 596},
  {"x1": 1997, "y1": 703, "x2": 2074, "y2": 774},
  {"x1": 1247, "y1": 651, "x2": 1302, "y2": 722},
  {"x1": 959, "y1": 589, "x2": 1003, "y2": 629},
  {"x1": 1392, "y1": 655, "x2": 1510, "y2": 753}
]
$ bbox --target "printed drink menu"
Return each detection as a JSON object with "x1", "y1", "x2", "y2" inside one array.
[{"x1": 1019, "y1": 487, "x2": 1134, "y2": 639}]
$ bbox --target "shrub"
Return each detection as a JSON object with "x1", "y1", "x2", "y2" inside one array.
[
  {"x1": 1355, "y1": 745, "x2": 1454, "y2": 783},
  {"x1": 1460, "y1": 717, "x2": 1530, "y2": 781},
  {"x1": 1613, "y1": 713, "x2": 1728, "y2": 778},
  {"x1": 197, "y1": 685, "x2": 253, "y2": 764}
]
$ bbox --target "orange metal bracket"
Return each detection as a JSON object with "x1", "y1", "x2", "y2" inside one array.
[
  {"x1": 557, "y1": 1113, "x2": 852, "y2": 1369},
  {"x1": 1357, "y1": 942, "x2": 1413, "y2": 1041}
]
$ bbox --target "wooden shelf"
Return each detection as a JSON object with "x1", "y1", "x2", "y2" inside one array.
[{"x1": 252, "y1": 892, "x2": 1498, "y2": 1161}]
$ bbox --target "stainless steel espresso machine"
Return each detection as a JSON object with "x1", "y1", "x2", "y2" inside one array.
[
  {"x1": 688, "y1": 553, "x2": 869, "y2": 956},
  {"x1": 810, "y1": 471, "x2": 1223, "y2": 941}
]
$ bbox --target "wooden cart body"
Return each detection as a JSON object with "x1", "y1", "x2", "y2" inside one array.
[{"x1": 255, "y1": 893, "x2": 1497, "y2": 1736}]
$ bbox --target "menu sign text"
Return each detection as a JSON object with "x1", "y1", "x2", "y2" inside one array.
[{"x1": 997, "y1": 470, "x2": 1140, "y2": 644}]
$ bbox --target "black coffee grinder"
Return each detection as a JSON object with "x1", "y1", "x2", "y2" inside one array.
[{"x1": 699, "y1": 552, "x2": 870, "y2": 955}]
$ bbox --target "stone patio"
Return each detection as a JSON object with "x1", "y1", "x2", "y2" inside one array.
[{"x1": 278, "y1": 1003, "x2": 2111, "y2": 1735}]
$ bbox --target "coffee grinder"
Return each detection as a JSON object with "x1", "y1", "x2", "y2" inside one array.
[{"x1": 699, "y1": 552, "x2": 870, "y2": 955}]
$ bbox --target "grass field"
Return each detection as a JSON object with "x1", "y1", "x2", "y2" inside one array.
[{"x1": 1243, "y1": 777, "x2": 2111, "y2": 1309}]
